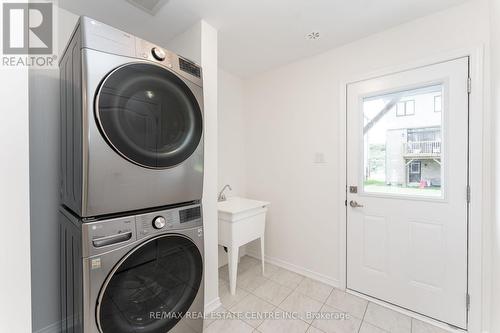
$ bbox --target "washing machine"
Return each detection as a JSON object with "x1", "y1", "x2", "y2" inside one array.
[
  {"x1": 59, "y1": 203, "x2": 204, "y2": 333},
  {"x1": 60, "y1": 16, "x2": 204, "y2": 217}
]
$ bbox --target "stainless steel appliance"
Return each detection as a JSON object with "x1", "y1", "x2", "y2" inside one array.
[
  {"x1": 59, "y1": 203, "x2": 204, "y2": 333},
  {"x1": 60, "y1": 16, "x2": 204, "y2": 217}
]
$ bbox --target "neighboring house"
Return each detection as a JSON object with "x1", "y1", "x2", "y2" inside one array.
[
  {"x1": 365, "y1": 86, "x2": 443, "y2": 188},
  {"x1": 386, "y1": 126, "x2": 441, "y2": 187}
]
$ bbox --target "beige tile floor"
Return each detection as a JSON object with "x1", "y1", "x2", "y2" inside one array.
[{"x1": 204, "y1": 255, "x2": 451, "y2": 333}]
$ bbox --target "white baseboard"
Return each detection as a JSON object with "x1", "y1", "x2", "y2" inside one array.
[
  {"x1": 246, "y1": 250, "x2": 341, "y2": 288},
  {"x1": 33, "y1": 321, "x2": 60, "y2": 333},
  {"x1": 204, "y1": 297, "x2": 222, "y2": 313}
]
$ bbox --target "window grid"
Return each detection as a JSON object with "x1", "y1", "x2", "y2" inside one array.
[{"x1": 396, "y1": 100, "x2": 415, "y2": 117}]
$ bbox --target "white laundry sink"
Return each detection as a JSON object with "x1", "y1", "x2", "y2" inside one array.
[
  {"x1": 218, "y1": 196, "x2": 270, "y2": 220},
  {"x1": 218, "y1": 197, "x2": 269, "y2": 295}
]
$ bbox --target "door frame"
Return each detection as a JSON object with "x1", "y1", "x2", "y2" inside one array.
[{"x1": 337, "y1": 47, "x2": 488, "y2": 333}]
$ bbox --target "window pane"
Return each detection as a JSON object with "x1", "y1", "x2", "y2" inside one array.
[
  {"x1": 434, "y1": 95, "x2": 442, "y2": 112},
  {"x1": 405, "y1": 100, "x2": 415, "y2": 115},
  {"x1": 363, "y1": 84, "x2": 443, "y2": 197},
  {"x1": 396, "y1": 102, "x2": 405, "y2": 116}
]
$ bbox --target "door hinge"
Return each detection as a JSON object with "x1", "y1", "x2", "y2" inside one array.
[
  {"x1": 466, "y1": 185, "x2": 471, "y2": 203},
  {"x1": 466, "y1": 293, "x2": 471, "y2": 311},
  {"x1": 467, "y1": 77, "x2": 472, "y2": 94},
  {"x1": 344, "y1": 200, "x2": 347, "y2": 207}
]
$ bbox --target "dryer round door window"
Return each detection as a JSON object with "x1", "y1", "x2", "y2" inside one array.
[
  {"x1": 97, "y1": 235, "x2": 203, "y2": 333},
  {"x1": 96, "y1": 63, "x2": 203, "y2": 169}
]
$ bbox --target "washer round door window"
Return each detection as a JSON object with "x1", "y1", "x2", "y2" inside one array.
[
  {"x1": 97, "y1": 235, "x2": 203, "y2": 333},
  {"x1": 96, "y1": 63, "x2": 203, "y2": 169}
]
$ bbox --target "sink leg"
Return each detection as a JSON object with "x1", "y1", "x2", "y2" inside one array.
[
  {"x1": 260, "y1": 236, "x2": 265, "y2": 276},
  {"x1": 227, "y1": 246, "x2": 239, "y2": 296}
]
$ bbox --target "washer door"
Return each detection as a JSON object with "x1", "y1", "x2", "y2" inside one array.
[
  {"x1": 95, "y1": 63, "x2": 203, "y2": 169},
  {"x1": 97, "y1": 235, "x2": 203, "y2": 333}
]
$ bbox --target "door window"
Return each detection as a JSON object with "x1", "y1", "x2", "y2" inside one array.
[
  {"x1": 96, "y1": 63, "x2": 203, "y2": 169},
  {"x1": 362, "y1": 84, "x2": 443, "y2": 197},
  {"x1": 98, "y1": 235, "x2": 203, "y2": 333}
]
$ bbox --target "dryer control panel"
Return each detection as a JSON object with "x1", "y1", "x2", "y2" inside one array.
[{"x1": 136, "y1": 204, "x2": 202, "y2": 240}]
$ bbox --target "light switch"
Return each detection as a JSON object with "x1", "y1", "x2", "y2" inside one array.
[{"x1": 314, "y1": 152, "x2": 326, "y2": 164}]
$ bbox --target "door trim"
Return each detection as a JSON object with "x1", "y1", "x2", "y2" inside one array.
[{"x1": 337, "y1": 47, "x2": 487, "y2": 333}]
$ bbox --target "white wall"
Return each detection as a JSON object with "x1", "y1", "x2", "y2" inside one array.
[
  {"x1": 218, "y1": 69, "x2": 247, "y2": 196},
  {"x1": 240, "y1": 0, "x2": 491, "y2": 313},
  {"x1": 217, "y1": 69, "x2": 247, "y2": 267},
  {"x1": 167, "y1": 22, "x2": 202, "y2": 64},
  {"x1": 0, "y1": 68, "x2": 31, "y2": 333},
  {"x1": 0, "y1": 15, "x2": 31, "y2": 333},
  {"x1": 490, "y1": 0, "x2": 500, "y2": 330},
  {"x1": 200, "y1": 21, "x2": 220, "y2": 311}
]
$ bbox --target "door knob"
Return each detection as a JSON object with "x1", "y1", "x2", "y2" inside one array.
[{"x1": 349, "y1": 200, "x2": 364, "y2": 208}]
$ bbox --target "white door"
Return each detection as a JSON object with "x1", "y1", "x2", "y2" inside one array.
[{"x1": 346, "y1": 57, "x2": 469, "y2": 329}]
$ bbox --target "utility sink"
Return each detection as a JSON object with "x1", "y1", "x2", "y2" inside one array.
[
  {"x1": 218, "y1": 197, "x2": 270, "y2": 295},
  {"x1": 218, "y1": 197, "x2": 270, "y2": 220}
]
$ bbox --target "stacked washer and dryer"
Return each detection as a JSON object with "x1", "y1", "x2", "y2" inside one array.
[{"x1": 59, "y1": 17, "x2": 205, "y2": 333}]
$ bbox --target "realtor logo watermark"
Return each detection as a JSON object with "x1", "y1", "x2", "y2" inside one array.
[{"x1": 2, "y1": 2, "x2": 56, "y2": 67}]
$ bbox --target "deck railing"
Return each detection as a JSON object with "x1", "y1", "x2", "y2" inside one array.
[{"x1": 403, "y1": 141, "x2": 441, "y2": 157}]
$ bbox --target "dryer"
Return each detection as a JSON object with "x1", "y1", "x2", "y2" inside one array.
[
  {"x1": 60, "y1": 17, "x2": 204, "y2": 217},
  {"x1": 59, "y1": 203, "x2": 204, "y2": 333}
]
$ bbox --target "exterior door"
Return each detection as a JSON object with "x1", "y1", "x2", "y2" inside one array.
[
  {"x1": 408, "y1": 161, "x2": 422, "y2": 183},
  {"x1": 346, "y1": 57, "x2": 469, "y2": 328}
]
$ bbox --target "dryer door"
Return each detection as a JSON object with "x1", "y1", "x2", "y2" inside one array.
[
  {"x1": 95, "y1": 63, "x2": 203, "y2": 169},
  {"x1": 97, "y1": 235, "x2": 203, "y2": 333}
]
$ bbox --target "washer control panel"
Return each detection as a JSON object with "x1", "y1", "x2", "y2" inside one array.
[
  {"x1": 83, "y1": 204, "x2": 202, "y2": 256},
  {"x1": 82, "y1": 216, "x2": 137, "y2": 257}
]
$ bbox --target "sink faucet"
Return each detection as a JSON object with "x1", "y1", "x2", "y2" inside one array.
[{"x1": 218, "y1": 184, "x2": 232, "y2": 202}]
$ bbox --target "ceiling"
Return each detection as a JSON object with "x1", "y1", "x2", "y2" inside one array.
[{"x1": 60, "y1": 0, "x2": 471, "y2": 78}]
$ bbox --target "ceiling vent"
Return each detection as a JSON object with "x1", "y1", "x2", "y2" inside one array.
[
  {"x1": 305, "y1": 31, "x2": 321, "y2": 40},
  {"x1": 126, "y1": 0, "x2": 171, "y2": 16}
]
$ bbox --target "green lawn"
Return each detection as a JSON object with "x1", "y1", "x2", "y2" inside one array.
[
  {"x1": 364, "y1": 179, "x2": 386, "y2": 186},
  {"x1": 363, "y1": 183, "x2": 442, "y2": 197}
]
